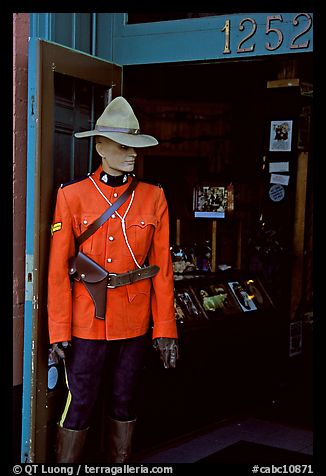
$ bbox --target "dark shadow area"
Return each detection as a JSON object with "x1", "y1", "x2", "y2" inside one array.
[{"x1": 196, "y1": 440, "x2": 313, "y2": 463}]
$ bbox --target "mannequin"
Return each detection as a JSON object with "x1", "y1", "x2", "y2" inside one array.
[{"x1": 48, "y1": 96, "x2": 179, "y2": 463}]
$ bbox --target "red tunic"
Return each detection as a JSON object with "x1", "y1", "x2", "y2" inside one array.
[{"x1": 47, "y1": 166, "x2": 178, "y2": 344}]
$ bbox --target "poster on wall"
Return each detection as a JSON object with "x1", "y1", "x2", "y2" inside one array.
[{"x1": 269, "y1": 120, "x2": 293, "y2": 152}]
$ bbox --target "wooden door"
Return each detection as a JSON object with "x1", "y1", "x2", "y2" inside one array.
[{"x1": 22, "y1": 39, "x2": 122, "y2": 463}]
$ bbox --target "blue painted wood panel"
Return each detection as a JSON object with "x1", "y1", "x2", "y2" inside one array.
[
  {"x1": 55, "y1": 13, "x2": 77, "y2": 48},
  {"x1": 95, "y1": 13, "x2": 114, "y2": 60},
  {"x1": 29, "y1": 13, "x2": 114, "y2": 61},
  {"x1": 21, "y1": 37, "x2": 39, "y2": 463},
  {"x1": 112, "y1": 12, "x2": 313, "y2": 65}
]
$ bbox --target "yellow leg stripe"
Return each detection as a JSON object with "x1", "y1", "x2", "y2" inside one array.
[{"x1": 59, "y1": 360, "x2": 72, "y2": 428}]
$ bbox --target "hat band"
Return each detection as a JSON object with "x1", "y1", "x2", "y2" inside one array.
[{"x1": 95, "y1": 125, "x2": 140, "y2": 135}]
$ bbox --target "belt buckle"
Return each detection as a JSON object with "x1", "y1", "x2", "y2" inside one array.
[{"x1": 107, "y1": 273, "x2": 117, "y2": 288}]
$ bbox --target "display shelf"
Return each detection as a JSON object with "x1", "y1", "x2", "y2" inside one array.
[{"x1": 173, "y1": 270, "x2": 275, "y2": 329}]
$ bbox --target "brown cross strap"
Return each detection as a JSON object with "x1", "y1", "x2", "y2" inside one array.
[{"x1": 77, "y1": 177, "x2": 139, "y2": 246}]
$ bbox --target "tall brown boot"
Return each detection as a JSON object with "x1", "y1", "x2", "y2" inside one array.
[
  {"x1": 55, "y1": 424, "x2": 89, "y2": 463},
  {"x1": 107, "y1": 417, "x2": 137, "y2": 463}
]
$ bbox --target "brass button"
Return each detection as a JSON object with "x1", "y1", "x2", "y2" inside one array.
[
  {"x1": 140, "y1": 220, "x2": 145, "y2": 225},
  {"x1": 83, "y1": 219, "x2": 88, "y2": 225},
  {"x1": 113, "y1": 192, "x2": 118, "y2": 198},
  {"x1": 107, "y1": 258, "x2": 112, "y2": 263},
  {"x1": 111, "y1": 214, "x2": 116, "y2": 219},
  {"x1": 109, "y1": 236, "x2": 114, "y2": 241}
]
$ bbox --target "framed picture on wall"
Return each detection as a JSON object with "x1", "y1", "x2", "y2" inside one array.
[
  {"x1": 269, "y1": 120, "x2": 293, "y2": 152},
  {"x1": 193, "y1": 184, "x2": 228, "y2": 218}
]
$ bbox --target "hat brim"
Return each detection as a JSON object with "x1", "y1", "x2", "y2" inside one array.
[{"x1": 74, "y1": 130, "x2": 158, "y2": 148}]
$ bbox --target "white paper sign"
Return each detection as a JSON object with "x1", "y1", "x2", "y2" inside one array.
[
  {"x1": 269, "y1": 162, "x2": 289, "y2": 173},
  {"x1": 270, "y1": 174, "x2": 290, "y2": 186}
]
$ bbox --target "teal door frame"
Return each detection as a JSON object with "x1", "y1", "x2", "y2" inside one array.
[{"x1": 22, "y1": 37, "x2": 41, "y2": 463}]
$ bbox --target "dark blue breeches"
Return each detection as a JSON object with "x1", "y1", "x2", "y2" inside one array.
[{"x1": 60, "y1": 334, "x2": 148, "y2": 430}]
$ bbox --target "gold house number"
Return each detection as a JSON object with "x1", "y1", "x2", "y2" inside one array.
[{"x1": 221, "y1": 13, "x2": 312, "y2": 54}]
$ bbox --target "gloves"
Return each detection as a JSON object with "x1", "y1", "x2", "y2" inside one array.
[
  {"x1": 51, "y1": 341, "x2": 70, "y2": 360},
  {"x1": 153, "y1": 337, "x2": 179, "y2": 369}
]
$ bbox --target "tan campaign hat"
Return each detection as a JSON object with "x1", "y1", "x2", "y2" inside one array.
[{"x1": 74, "y1": 96, "x2": 158, "y2": 148}]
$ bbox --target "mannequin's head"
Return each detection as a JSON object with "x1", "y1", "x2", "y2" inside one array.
[
  {"x1": 95, "y1": 136, "x2": 137, "y2": 176},
  {"x1": 75, "y1": 96, "x2": 158, "y2": 176}
]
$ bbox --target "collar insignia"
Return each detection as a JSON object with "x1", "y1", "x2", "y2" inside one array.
[{"x1": 101, "y1": 173, "x2": 108, "y2": 184}]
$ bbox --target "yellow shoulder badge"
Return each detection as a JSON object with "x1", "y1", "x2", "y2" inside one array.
[{"x1": 51, "y1": 222, "x2": 62, "y2": 236}]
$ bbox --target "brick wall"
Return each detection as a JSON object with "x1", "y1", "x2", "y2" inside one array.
[{"x1": 13, "y1": 13, "x2": 29, "y2": 387}]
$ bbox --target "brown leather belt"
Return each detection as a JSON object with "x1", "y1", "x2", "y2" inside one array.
[
  {"x1": 107, "y1": 265, "x2": 160, "y2": 288},
  {"x1": 69, "y1": 252, "x2": 160, "y2": 319}
]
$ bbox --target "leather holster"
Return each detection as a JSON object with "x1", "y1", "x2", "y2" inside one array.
[{"x1": 69, "y1": 251, "x2": 108, "y2": 320}]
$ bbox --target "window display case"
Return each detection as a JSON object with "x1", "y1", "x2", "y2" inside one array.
[{"x1": 174, "y1": 270, "x2": 274, "y2": 327}]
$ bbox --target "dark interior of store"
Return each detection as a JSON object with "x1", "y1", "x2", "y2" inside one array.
[{"x1": 94, "y1": 55, "x2": 313, "y2": 457}]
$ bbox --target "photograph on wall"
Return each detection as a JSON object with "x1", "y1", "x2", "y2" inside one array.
[
  {"x1": 227, "y1": 281, "x2": 257, "y2": 312},
  {"x1": 175, "y1": 287, "x2": 207, "y2": 320},
  {"x1": 193, "y1": 283, "x2": 239, "y2": 316},
  {"x1": 269, "y1": 120, "x2": 293, "y2": 152},
  {"x1": 193, "y1": 184, "x2": 228, "y2": 218}
]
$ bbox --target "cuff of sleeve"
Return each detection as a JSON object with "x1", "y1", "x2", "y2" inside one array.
[
  {"x1": 152, "y1": 318, "x2": 178, "y2": 340},
  {"x1": 48, "y1": 325, "x2": 72, "y2": 345}
]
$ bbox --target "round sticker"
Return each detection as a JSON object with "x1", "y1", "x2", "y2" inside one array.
[
  {"x1": 269, "y1": 184, "x2": 285, "y2": 202},
  {"x1": 48, "y1": 365, "x2": 59, "y2": 390}
]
